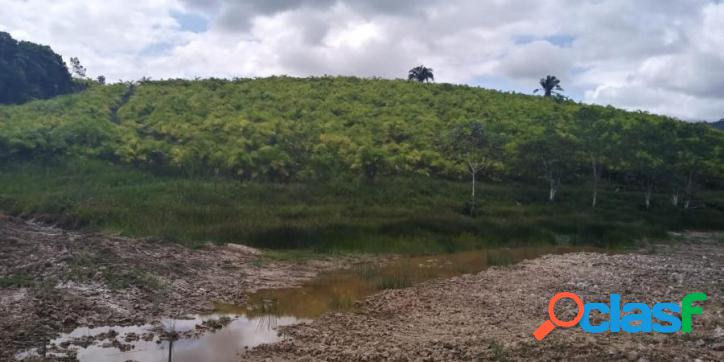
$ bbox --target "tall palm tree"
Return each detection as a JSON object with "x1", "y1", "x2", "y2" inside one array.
[
  {"x1": 408, "y1": 65, "x2": 434, "y2": 83},
  {"x1": 534, "y1": 75, "x2": 564, "y2": 97}
]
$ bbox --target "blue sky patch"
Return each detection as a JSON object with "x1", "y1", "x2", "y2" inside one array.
[
  {"x1": 171, "y1": 10, "x2": 208, "y2": 33},
  {"x1": 514, "y1": 34, "x2": 575, "y2": 47}
]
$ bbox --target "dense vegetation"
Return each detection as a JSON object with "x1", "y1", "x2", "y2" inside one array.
[
  {"x1": 0, "y1": 77, "x2": 722, "y2": 252},
  {"x1": 0, "y1": 32, "x2": 74, "y2": 104},
  {"x1": 1, "y1": 159, "x2": 722, "y2": 253},
  {"x1": 712, "y1": 120, "x2": 724, "y2": 131}
]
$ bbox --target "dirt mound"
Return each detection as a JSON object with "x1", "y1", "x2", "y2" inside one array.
[{"x1": 247, "y1": 233, "x2": 724, "y2": 361}]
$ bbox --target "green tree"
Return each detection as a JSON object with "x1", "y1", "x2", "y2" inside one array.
[
  {"x1": 408, "y1": 65, "x2": 434, "y2": 83},
  {"x1": 620, "y1": 118, "x2": 671, "y2": 209},
  {"x1": 0, "y1": 32, "x2": 73, "y2": 104},
  {"x1": 354, "y1": 145, "x2": 389, "y2": 182},
  {"x1": 534, "y1": 75, "x2": 564, "y2": 98},
  {"x1": 69, "y1": 57, "x2": 87, "y2": 79},
  {"x1": 573, "y1": 106, "x2": 619, "y2": 208},
  {"x1": 672, "y1": 123, "x2": 723, "y2": 208},
  {"x1": 447, "y1": 119, "x2": 504, "y2": 216},
  {"x1": 515, "y1": 116, "x2": 576, "y2": 202}
]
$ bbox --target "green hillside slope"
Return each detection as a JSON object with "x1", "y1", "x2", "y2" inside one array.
[
  {"x1": 0, "y1": 77, "x2": 722, "y2": 252},
  {"x1": 2, "y1": 76, "x2": 721, "y2": 182}
]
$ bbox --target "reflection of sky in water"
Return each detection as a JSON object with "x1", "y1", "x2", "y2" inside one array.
[
  {"x1": 20, "y1": 314, "x2": 305, "y2": 362},
  {"x1": 19, "y1": 245, "x2": 600, "y2": 361}
]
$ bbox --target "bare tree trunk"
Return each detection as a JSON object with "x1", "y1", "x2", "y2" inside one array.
[
  {"x1": 591, "y1": 155, "x2": 599, "y2": 208},
  {"x1": 469, "y1": 162, "x2": 477, "y2": 217},
  {"x1": 471, "y1": 171, "x2": 476, "y2": 216},
  {"x1": 548, "y1": 178, "x2": 556, "y2": 202},
  {"x1": 684, "y1": 171, "x2": 693, "y2": 209},
  {"x1": 543, "y1": 159, "x2": 557, "y2": 202},
  {"x1": 671, "y1": 188, "x2": 679, "y2": 207},
  {"x1": 644, "y1": 177, "x2": 653, "y2": 210},
  {"x1": 548, "y1": 176, "x2": 560, "y2": 202}
]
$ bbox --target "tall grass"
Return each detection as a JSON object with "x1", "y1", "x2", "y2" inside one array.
[{"x1": 0, "y1": 158, "x2": 722, "y2": 254}]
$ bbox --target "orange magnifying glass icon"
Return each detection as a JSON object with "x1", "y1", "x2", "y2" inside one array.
[{"x1": 533, "y1": 292, "x2": 584, "y2": 341}]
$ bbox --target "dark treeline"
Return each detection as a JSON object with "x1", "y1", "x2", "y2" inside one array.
[
  {"x1": 0, "y1": 77, "x2": 722, "y2": 210},
  {"x1": 0, "y1": 32, "x2": 75, "y2": 104}
]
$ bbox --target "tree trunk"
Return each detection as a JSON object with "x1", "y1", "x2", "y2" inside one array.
[
  {"x1": 548, "y1": 177, "x2": 560, "y2": 202},
  {"x1": 644, "y1": 178, "x2": 653, "y2": 210},
  {"x1": 543, "y1": 159, "x2": 557, "y2": 202},
  {"x1": 684, "y1": 171, "x2": 693, "y2": 209},
  {"x1": 548, "y1": 179, "x2": 556, "y2": 202},
  {"x1": 671, "y1": 189, "x2": 679, "y2": 207},
  {"x1": 591, "y1": 155, "x2": 599, "y2": 208},
  {"x1": 468, "y1": 163, "x2": 478, "y2": 216},
  {"x1": 470, "y1": 169, "x2": 476, "y2": 217}
]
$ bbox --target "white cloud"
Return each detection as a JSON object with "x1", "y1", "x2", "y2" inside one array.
[
  {"x1": 497, "y1": 41, "x2": 574, "y2": 82},
  {"x1": 2, "y1": 0, "x2": 723, "y2": 120},
  {"x1": 585, "y1": 84, "x2": 724, "y2": 121}
]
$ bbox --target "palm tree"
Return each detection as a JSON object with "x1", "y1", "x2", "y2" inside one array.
[
  {"x1": 408, "y1": 65, "x2": 434, "y2": 83},
  {"x1": 534, "y1": 75, "x2": 564, "y2": 97}
]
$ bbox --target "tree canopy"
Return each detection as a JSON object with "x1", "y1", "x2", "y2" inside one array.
[
  {"x1": 408, "y1": 66, "x2": 434, "y2": 83},
  {"x1": 534, "y1": 75, "x2": 564, "y2": 98},
  {"x1": 0, "y1": 32, "x2": 74, "y2": 105}
]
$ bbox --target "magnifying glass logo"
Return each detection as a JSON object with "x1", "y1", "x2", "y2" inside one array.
[{"x1": 533, "y1": 292, "x2": 584, "y2": 341}]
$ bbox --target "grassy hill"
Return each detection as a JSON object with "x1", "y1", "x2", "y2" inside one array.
[{"x1": 0, "y1": 77, "x2": 722, "y2": 253}]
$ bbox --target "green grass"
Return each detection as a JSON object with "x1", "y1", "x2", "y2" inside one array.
[
  {"x1": 0, "y1": 158, "x2": 722, "y2": 254},
  {"x1": 67, "y1": 252, "x2": 165, "y2": 290},
  {"x1": 0, "y1": 272, "x2": 34, "y2": 288}
]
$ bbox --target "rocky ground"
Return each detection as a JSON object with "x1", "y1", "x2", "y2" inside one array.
[
  {"x1": 0, "y1": 215, "x2": 359, "y2": 361},
  {"x1": 247, "y1": 232, "x2": 724, "y2": 361}
]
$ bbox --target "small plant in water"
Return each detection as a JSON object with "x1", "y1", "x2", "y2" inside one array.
[
  {"x1": 328, "y1": 295, "x2": 355, "y2": 310},
  {"x1": 160, "y1": 319, "x2": 179, "y2": 341},
  {"x1": 485, "y1": 251, "x2": 513, "y2": 266},
  {"x1": 375, "y1": 273, "x2": 412, "y2": 290},
  {"x1": 354, "y1": 264, "x2": 380, "y2": 281}
]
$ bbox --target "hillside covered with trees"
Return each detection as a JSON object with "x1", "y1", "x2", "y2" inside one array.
[
  {"x1": 0, "y1": 32, "x2": 74, "y2": 104},
  {"x1": 0, "y1": 77, "x2": 722, "y2": 251}
]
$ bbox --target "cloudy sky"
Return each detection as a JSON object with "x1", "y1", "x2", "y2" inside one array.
[{"x1": 2, "y1": 0, "x2": 723, "y2": 121}]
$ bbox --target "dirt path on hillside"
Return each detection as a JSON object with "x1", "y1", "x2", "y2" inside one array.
[
  {"x1": 0, "y1": 215, "x2": 361, "y2": 361},
  {"x1": 247, "y1": 232, "x2": 724, "y2": 361}
]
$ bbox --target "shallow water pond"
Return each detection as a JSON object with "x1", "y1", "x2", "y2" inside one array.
[
  {"x1": 20, "y1": 245, "x2": 598, "y2": 361},
  {"x1": 17, "y1": 314, "x2": 306, "y2": 362}
]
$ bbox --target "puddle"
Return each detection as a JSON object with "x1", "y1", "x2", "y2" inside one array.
[
  {"x1": 17, "y1": 314, "x2": 307, "y2": 362},
  {"x1": 19, "y1": 245, "x2": 598, "y2": 361},
  {"x1": 232, "y1": 245, "x2": 600, "y2": 319}
]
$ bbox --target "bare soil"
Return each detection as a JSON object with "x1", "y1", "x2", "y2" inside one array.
[
  {"x1": 247, "y1": 232, "x2": 724, "y2": 361},
  {"x1": 0, "y1": 215, "x2": 358, "y2": 361}
]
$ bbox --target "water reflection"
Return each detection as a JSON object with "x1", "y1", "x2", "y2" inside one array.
[
  {"x1": 225, "y1": 245, "x2": 599, "y2": 319},
  {"x1": 17, "y1": 314, "x2": 305, "y2": 362},
  {"x1": 19, "y1": 245, "x2": 599, "y2": 361}
]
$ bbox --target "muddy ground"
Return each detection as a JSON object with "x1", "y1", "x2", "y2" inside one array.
[
  {"x1": 2, "y1": 214, "x2": 723, "y2": 362},
  {"x1": 247, "y1": 232, "x2": 723, "y2": 361},
  {"x1": 0, "y1": 215, "x2": 361, "y2": 361}
]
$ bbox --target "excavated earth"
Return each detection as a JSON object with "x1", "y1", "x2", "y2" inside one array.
[
  {"x1": 0, "y1": 215, "x2": 360, "y2": 361},
  {"x1": 247, "y1": 232, "x2": 724, "y2": 361}
]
